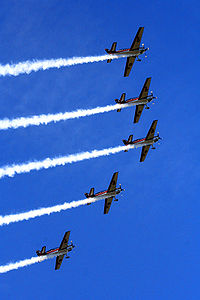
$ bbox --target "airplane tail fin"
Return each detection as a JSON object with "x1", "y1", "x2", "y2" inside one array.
[
  {"x1": 115, "y1": 93, "x2": 125, "y2": 112},
  {"x1": 86, "y1": 187, "x2": 94, "y2": 205},
  {"x1": 36, "y1": 246, "x2": 46, "y2": 256},
  {"x1": 123, "y1": 135, "x2": 133, "y2": 145},
  {"x1": 120, "y1": 93, "x2": 126, "y2": 103},
  {"x1": 128, "y1": 135, "x2": 133, "y2": 143},
  {"x1": 123, "y1": 135, "x2": 133, "y2": 151},
  {"x1": 105, "y1": 42, "x2": 117, "y2": 63},
  {"x1": 89, "y1": 188, "x2": 94, "y2": 197}
]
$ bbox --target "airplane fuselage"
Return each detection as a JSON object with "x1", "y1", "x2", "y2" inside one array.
[
  {"x1": 107, "y1": 47, "x2": 148, "y2": 58},
  {"x1": 37, "y1": 245, "x2": 74, "y2": 258},
  {"x1": 93, "y1": 188, "x2": 122, "y2": 200},
  {"x1": 117, "y1": 95, "x2": 154, "y2": 107},
  {"x1": 127, "y1": 136, "x2": 159, "y2": 149}
]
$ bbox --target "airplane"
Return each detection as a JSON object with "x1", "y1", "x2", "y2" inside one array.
[
  {"x1": 115, "y1": 77, "x2": 157, "y2": 123},
  {"x1": 122, "y1": 120, "x2": 161, "y2": 162},
  {"x1": 36, "y1": 231, "x2": 75, "y2": 270},
  {"x1": 105, "y1": 27, "x2": 149, "y2": 77},
  {"x1": 85, "y1": 172, "x2": 124, "y2": 214}
]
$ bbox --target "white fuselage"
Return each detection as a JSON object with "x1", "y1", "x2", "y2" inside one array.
[
  {"x1": 114, "y1": 48, "x2": 147, "y2": 57},
  {"x1": 44, "y1": 248, "x2": 68, "y2": 258},
  {"x1": 93, "y1": 188, "x2": 122, "y2": 201},
  {"x1": 128, "y1": 136, "x2": 159, "y2": 149},
  {"x1": 122, "y1": 97, "x2": 150, "y2": 108}
]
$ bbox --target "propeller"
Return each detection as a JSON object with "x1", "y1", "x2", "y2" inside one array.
[
  {"x1": 157, "y1": 132, "x2": 162, "y2": 140},
  {"x1": 118, "y1": 184, "x2": 124, "y2": 191}
]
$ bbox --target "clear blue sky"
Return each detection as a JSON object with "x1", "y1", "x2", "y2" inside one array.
[{"x1": 0, "y1": 0, "x2": 199, "y2": 299}]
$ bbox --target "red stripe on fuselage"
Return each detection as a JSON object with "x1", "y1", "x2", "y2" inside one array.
[
  {"x1": 46, "y1": 248, "x2": 59, "y2": 254},
  {"x1": 126, "y1": 97, "x2": 139, "y2": 103},
  {"x1": 133, "y1": 138, "x2": 146, "y2": 144},
  {"x1": 116, "y1": 49, "x2": 130, "y2": 53},
  {"x1": 95, "y1": 190, "x2": 107, "y2": 196}
]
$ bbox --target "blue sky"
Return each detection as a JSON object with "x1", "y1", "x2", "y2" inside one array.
[{"x1": 0, "y1": 0, "x2": 199, "y2": 299}]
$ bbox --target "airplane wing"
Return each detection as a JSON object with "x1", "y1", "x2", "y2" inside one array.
[
  {"x1": 134, "y1": 104, "x2": 145, "y2": 123},
  {"x1": 139, "y1": 77, "x2": 151, "y2": 99},
  {"x1": 104, "y1": 197, "x2": 113, "y2": 214},
  {"x1": 107, "y1": 172, "x2": 118, "y2": 192},
  {"x1": 124, "y1": 27, "x2": 144, "y2": 77},
  {"x1": 103, "y1": 172, "x2": 118, "y2": 214},
  {"x1": 140, "y1": 145, "x2": 150, "y2": 162},
  {"x1": 130, "y1": 27, "x2": 144, "y2": 50},
  {"x1": 145, "y1": 120, "x2": 158, "y2": 140},
  {"x1": 124, "y1": 56, "x2": 136, "y2": 77},
  {"x1": 55, "y1": 231, "x2": 70, "y2": 270},
  {"x1": 55, "y1": 254, "x2": 65, "y2": 270},
  {"x1": 59, "y1": 231, "x2": 70, "y2": 251}
]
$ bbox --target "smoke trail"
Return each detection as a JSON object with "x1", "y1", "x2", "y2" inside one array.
[
  {"x1": 0, "y1": 255, "x2": 50, "y2": 274},
  {"x1": 0, "y1": 145, "x2": 134, "y2": 180},
  {"x1": 0, "y1": 197, "x2": 103, "y2": 226},
  {"x1": 0, "y1": 54, "x2": 128, "y2": 77},
  {"x1": 0, "y1": 103, "x2": 130, "y2": 130}
]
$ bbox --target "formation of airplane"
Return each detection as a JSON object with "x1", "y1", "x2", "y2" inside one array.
[
  {"x1": 31, "y1": 26, "x2": 161, "y2": 272},
  {"x1": 123, "y1": 120, "x2": 161, "y2": 162},
  {"x1": 36, "y1": 231, "x2": 75, "y2": 270},
  {"x1": 105, "y1": 27, "x2": 148, "y2": 77},
  {"x1": 115, "y1": 77, "x2": 157, "y2": 123},
  {"x1": 85, "y1": 172, "x2": 124, "y2": 214}
]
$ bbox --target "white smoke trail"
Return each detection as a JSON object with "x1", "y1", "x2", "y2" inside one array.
[
  {"x1": 0, "y1": 103, "x2": 130, "y2": 130},
  {"x1": 0, "y1": 145, "x2": 134, "y2": 179},
  {"x1": 0, "y1": 197, "x2": 103, "y2": 226},
  {"x1": 0, "y1": 54, "x2": 128, "y2": 77},
  {"x1": 0, "y1": 255, "x2": 50, "y2": 274}
]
